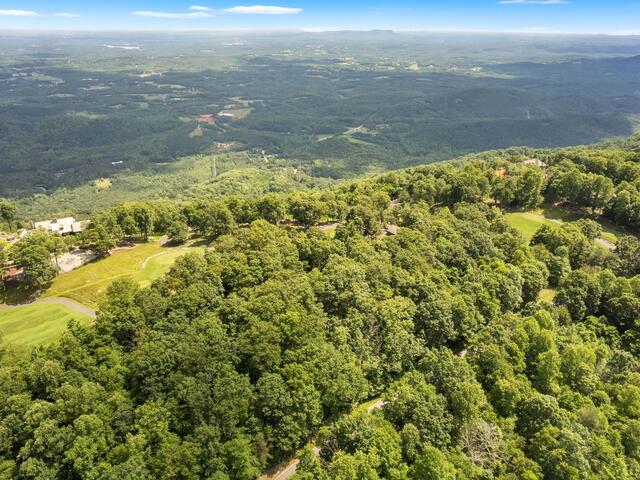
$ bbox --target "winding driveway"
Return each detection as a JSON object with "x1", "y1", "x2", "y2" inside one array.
[
  {"x1": 260, "y1": 400, "x2": 386, "y2": 480},
  {"x1": 0, "y1": 298, "x2": 96, "y2": 319}
]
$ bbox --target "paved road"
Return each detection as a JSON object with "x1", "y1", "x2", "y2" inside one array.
[
  {"x1": 263, "y1": 446, "x2": 322, "y2": 480},
  {"x1": 268, "y1": 459, "x2": 300, "y2": 480},
  {"x1": 0, "y1": 297, "x2": 96, "y2": 319},
  {"x1": 367, "y1": 399, "x2": 386, "y2": 413},
  {"x1": 596, "y1": 238, "x2": 616, "y2": 251},
  {"x1": 260, "y1": 402, "x2": 384, "y2": 480}
]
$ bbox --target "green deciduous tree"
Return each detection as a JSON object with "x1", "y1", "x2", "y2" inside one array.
[
  {"x1": 410, "y1": 446, "x2": 456, "y2": 480},
  {"x1": 186, "y1": 201, "x2": 237, "y2": 240},
  {"x1": 520, "y1": 261, "x2": 549, "y2": 303},
  {"x1": 9, "y1": 231, "x2": 58, "y2": 286},
  {"x1": 257, "y1": 194, "x2": 288, "y2": 224},
  {"x1": 383, "y1": 372, "x2": 453, "y2": 448},
  {"x1": 167, "y1": 219, "x2": 189, "y2": 245},
  {"x1": 82, "y1": 223, "x2": 117, "y2": 256},
  {"x1": 0, "y1": 199, "x2": 17, "y2": 231},
  {"x1": 289, "y1": 194, "x2": 326, "y2": 228}
]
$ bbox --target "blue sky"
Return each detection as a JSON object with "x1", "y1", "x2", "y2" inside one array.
[{"x1": 0, "y1": 1, "x2": 639, "y2": 34}]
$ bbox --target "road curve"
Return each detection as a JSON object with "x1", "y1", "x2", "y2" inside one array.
[
  {"x1": 596, "y1": 238, "x2": 616, "y2": 251},
  {"x1": 367, "y1": 399, "x2": 386, "y2": 413},
  {"x1": 269, "y1": 459, "x2": 300, "y2": 480},
  {"x1": 0, "y1": 297, "x2": 96, "y2": 319},
  {"x1": 260, "y1": 402, "x2": 384, "y2": 480}
]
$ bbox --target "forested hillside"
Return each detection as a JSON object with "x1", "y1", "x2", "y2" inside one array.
[
  {"x1": 2, "y1": 137, "x2": 640, "y2": 479},
  {"x1": 2, "y1": 32, "x2": 640, "y2": 200}
]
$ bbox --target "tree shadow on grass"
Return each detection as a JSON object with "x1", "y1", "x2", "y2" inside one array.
[
  {"x1": 540, "y1": 203, "x2": 583, "y2": 222},
  {"x1": 541, "y1": 203, "x2": 628, "y2": 238},
  {"x1": 0, "y1": 283, "x2": 40, "y2": 306}
]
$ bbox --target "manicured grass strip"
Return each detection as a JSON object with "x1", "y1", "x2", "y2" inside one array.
[
  {"x1": 43, "y1": 241, "x2": 203, "y2": 308},
  {"x1": 134, "y1": 248, "x2": 202, "y2": 288},
  {"x1": 504, "y1": 212, "x2": 553, "y2": 241},
  {"x1": 536, "y1": 204, "x2": 623, "y2": 243},
  {"x1": 0, "y1": 303, "x2": 92, "y2": 346},
  {"x1": 505, "y1": 206, "x2": 622, "y2": 244}
]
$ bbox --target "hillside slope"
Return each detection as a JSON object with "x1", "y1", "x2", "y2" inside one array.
[{"x1": 1, "y1": 137, "x2": 640, "y2": 478}]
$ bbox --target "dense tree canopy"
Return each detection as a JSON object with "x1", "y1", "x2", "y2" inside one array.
[{"x1": 2, "y1": 142, "x2": 640, "y2": 479}]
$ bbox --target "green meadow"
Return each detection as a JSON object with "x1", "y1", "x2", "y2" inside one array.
[
  {"x1": 43, "y1": 240, "x2": 204, "y2": 309},
  {"x1": 0, "y1": 303, "x2": 92, "y2": 346}
]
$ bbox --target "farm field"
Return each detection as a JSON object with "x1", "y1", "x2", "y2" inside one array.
[
  {"x1": 42, "y1": 240, "x2": 204, "y2": 308},
  {"x1": 0, "y1": 302, "x2": 92, "y2": 346}
]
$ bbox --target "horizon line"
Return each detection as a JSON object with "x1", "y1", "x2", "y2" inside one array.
[{"x1": 0, "y1": 27, "x2": 639, "y2": 37}]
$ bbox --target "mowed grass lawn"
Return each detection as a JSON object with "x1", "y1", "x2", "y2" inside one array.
[
  {"x1": 505, "y1": 212, "x2": 553, "y2": 241},
  {"x1": 43, "y1": 241, "x2": 204, "y2": 309},
  {"x1": 0, "y1": 303, "x2": 92, "y2": 346},
  {"x1": 505, "y1": 205, "x2": 624, "y2": 243}
]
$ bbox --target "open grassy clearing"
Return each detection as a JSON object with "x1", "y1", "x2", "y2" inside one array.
[
  {"x1": 505, "y1": 212, "x2": 552, "y2": 241},
  {"x1": 0, "y1": 303, "x2": 92, "y2": 346},
  {"x1": 0, "y1": 241, "x2": 202, "y2": 346},
  {"x1": 532, "y1": 204, "x2": 623, "y2": 242},
  {"x1": 42, "y1": 240, "x2": 204, "y2": 308},
  {"x1": 133, "y1": 247, "x2": 200, "y2": 289},
  {"x1": 220, "y1": 107, "x2": 253, "y2": 119},
  {"x1": 345, "y1": 135, "x2": 377, "y2": 147},
  {"x1": 505, "y1": 205, "x2": 624, "y2": 243}
]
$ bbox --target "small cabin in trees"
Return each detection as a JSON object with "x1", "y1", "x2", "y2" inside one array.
[{"x1": 523, "y1": 158, "x2": 548, "y2": 168}]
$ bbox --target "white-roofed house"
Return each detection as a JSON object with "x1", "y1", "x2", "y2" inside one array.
[
  {"x1": 523, "y1": 158, "x2": 548, "y2": 168},
  {"x1": 34, "y1": 217, "x2": 84, "y2": 235}
]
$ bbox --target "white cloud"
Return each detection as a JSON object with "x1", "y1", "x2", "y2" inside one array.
[
  {"x1": 190, "y1": 5, "x2": 215, "y2": 12},
  {"x1": 516, "y1": 26, "x2": 562, "y2": 33},
  {"x1": 224, "y1": 5, "x2": 303, "y2": 14},
  {"x1": 54, "y1": 12, "x2": 81, "y2": 18},
  {"x1": 0, "y1": 9, "x2": 38, "y2": 16},
  {"x1": 132, "y1": 5, "x2": 303, "y2": 20},
  {"x1": 131, "y1": 10, "x2": 212, "y2": 19},
  {"x1": 499, "y1": 0, "x2": 569, "y2": 4},
  {"x1": 612, "y1": 29, "x2": 640, "y2": 36}
]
